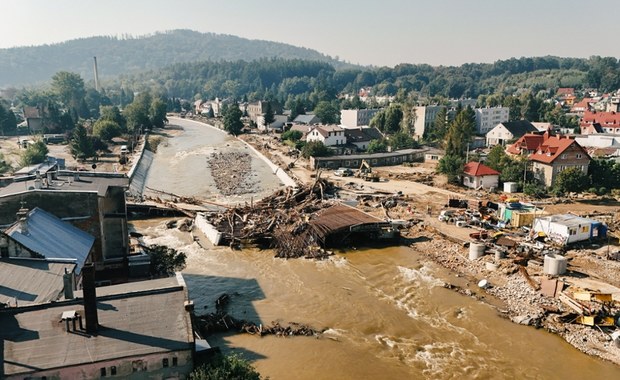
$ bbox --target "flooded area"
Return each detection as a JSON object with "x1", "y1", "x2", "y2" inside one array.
[{"x1": 134, "y1": 118, "x2": 620, "y2": 379}]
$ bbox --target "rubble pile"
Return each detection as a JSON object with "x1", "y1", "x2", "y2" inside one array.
[
  {"x1": 195, "y1": 293, "x2": 324, "y2": 338},
  {"x1": 206, "y1": 151, "x2": 258, "y2": 196},
  {"x1": 205, "y1": 178, "x2": 338, "y2": 258}
]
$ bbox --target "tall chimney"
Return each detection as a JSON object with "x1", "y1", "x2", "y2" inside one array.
[
  {"x1": 82, "y1": 263, "x2": 99, "y2": 334},
  {"x1": 93, "y1": 56, "x2": 100, "y2": 92},
  {"x1": 63, "y1": 268, "x2": 74, "y2": 300}
]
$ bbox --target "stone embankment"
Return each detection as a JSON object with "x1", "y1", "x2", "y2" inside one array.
[{"x1": 206, "y1": 151, "x2": 259, "y2": 196}]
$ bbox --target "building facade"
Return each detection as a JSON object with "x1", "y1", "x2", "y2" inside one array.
[
  {"x1": 475, "y1": 107, "x2": 509, "y2": 135},
  {"x1": 413, "y1": 105, "x2": 445, "y2": 139},
  {"x1": 306, "y1": 125, "x2": 346, "y2": 146},
  {"x1": 340, "y1": 109, "x2": 380, "y2": 128}
]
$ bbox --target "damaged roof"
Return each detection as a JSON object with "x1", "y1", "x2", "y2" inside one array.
[{"x1": 309, "y1": 203, "x2": 387, "y2": 241}]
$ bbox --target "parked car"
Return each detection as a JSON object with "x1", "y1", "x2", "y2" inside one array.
[
  {"x1": 438, "y1": 210, "x2": 456, "y2": 222},
  {"x1": 334, "y1": 168, "x2": 353, "y2": 177}
]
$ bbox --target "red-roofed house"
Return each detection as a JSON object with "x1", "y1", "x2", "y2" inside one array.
[
  {"x1": 462, "y1": 162, "x2": 500, "y2": 190},
  {"x1": 506, "y1": 132, "x2": 546, "y2": 156},
  {"x1": 570, "y1": 98, "x2": 594, "y2": 115},
  {"x1": 529, "y1": 135, "x2": 590, "y2": 187},
  {"x1": 580, "y1": 111, "x2": 620, "y2": 134}
]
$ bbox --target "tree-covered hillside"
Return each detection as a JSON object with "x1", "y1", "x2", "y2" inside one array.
[{"x1": 0, "y1": 29, "x2": 344, "y2": 87}]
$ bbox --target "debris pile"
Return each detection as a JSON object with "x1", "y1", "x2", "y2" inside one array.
[
  {"x1": 195, "y1": 293, "x2": 324, "y2": 338},
  {"x1": 205, "y1": 178, "x2": 337, "y2": 258},
  {"x1": 207, "y1": 151, "x2": 259, "y2": 196}
]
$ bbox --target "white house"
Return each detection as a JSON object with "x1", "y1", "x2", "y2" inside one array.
[
  {"x1": 257, "y1": 114, "x2": 288, "y2": 132},
  {"x1": 475, "y1": 107, "x2": 509, "y2": 134},
  {"x1": 462, "y1": 162, "x2": 500, "y2": 190},
  {"x1": 485, "y1": 120, "x2": 538, "y2": 146},
  {"x1": 306, "y1": 125, "x2": 346, "y2": 146},
  {"x1": 532, "y1": 214, "x2": 607, "y2": 245}
]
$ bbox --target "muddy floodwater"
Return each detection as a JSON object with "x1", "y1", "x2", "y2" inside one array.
[{"x1": 134, "y1": 118, "x2": 620, "y2": 379}]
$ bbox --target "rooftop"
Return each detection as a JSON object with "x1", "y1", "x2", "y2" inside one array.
[
  {"x1": 0, "y1": 258, "x2": 76, "y2": 306},
  {"x1": 0, "y1": 171, "x2": 129, "y2": 197},
  {"x1": 463, "y1": 162, "x2": 500, "y2": 177},
  {"x1": 312, "y1": 148, "x2": 426, "y2": 162},
  {"x1": 537, "y1": 214, "x2": 602, "y2": 227},
  {"x1": 0, "y1": 275, "x2": 192, "y2": 377}
]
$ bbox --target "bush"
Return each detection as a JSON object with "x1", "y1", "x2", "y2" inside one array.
[
  {"x1": 190, "y1": 354, "x2": 263, "y2": 380},
  {"x1": 281, "y1": 130, "x2": 302, "y2": 142},
  {"x1": 20, "y1": 139, "x2": 49, "y2": 166},
  {"x1": 301, "y1": 141, "x2": 331, "y2": 158},
  {"x1": 523, "y1": 180, "x2": 547, "y2": 198},
  {"x1": 598, "y1": 187, "x2": 608, "y2": 195},
  {"x1": 587, "y1": 187, "x2": 598, "y2": 194},
  {"x1": 145, "y1": 244, "x2": 187, "y2": 277}
]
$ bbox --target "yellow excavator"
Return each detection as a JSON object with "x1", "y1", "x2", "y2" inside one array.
[{"x1": 356, "y1": 159, "x2": 380, "y2": 182}]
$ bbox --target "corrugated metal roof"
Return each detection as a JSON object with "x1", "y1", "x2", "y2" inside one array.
[
  {"x1": 0, "y1": 277, "x2": 192, "y2": 377},
  {"x1": 0, "y1": 258, "x2": 76, "y2": 306},
  {"x1": 310, "y1": 204, "x2": 385, "y2": 240},
  {"x1": 5, "y1": 207, "x2": 94, "y2": 273}
]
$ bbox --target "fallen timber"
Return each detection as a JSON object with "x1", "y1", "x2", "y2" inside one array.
[{"x1": 202, "y1": 178, "x2": 399, "y2": 258}]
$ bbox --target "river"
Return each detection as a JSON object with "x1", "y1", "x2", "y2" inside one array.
[{"x1": 132, "y1": 118, "x2": 620, "y2": 379}]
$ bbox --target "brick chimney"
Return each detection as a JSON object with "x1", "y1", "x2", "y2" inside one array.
[{"x1": 82, "y1": 263, "x2": 99, "y2": 335}]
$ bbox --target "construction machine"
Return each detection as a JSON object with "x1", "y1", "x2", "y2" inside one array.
[{"x1": 356, "y1": 159, "x2": 380, "y2": 182}]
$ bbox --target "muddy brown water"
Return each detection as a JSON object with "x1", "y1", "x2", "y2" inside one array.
[{"x1": 134, "y1": 118, "x2": 620, "y2": 379}]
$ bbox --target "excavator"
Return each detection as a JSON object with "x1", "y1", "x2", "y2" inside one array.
[{"x1": 356, "y1": 159, "x2": 380, "y2": 182}]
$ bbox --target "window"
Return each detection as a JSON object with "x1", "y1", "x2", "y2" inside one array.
[
  {"x1": 163, "y1": 358, "x2": 169, "y2": 368},
  {"x1": 0, "y1": 246, "x2": 8, "y2": 258},
  {"x1": 101, "y1": 367, "x2": 107, "y2": 377},
  {"x1": 576, "y1": 153, "x2": 582, "y2": 159},
  {"x1": 111, "y1": 366, "x2": 117, "y2": 376},
  {"x1": 172, "y1": 357, "x2": 178, "y2": 367},
  {"x1": 561, "y1": 153, "x2": 567, "y2": 159}
]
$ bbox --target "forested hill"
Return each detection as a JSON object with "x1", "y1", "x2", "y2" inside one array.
[{"x1": 0, "y1": 29, "x2": 344, "y2": 87}]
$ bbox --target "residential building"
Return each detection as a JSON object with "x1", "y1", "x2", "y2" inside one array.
[
  {"x1": 462, "y1": 162, "x2": 500, "y2": 190},
  {"x1": 528, "y1": 134, "x2": 591, "y2": 187},
  {"x1": 0, "y1": 271, "x2": 196, "y2": 379},
  {"x1": 486, "y1": 120, "x2": 539, "y2": 146},
  {"x1": 257, "y1": 114, "x2": 288, "y2": 132},
  {"x1": 343, "y1": 127, "x2": 383, "y2": 151},
  {"x1": 413, "y1": 105, "x2": 446, "y2": 139},
  {"x1": 293, "y1": 114, "x2": 321, "y2": 125},
  {"x1": 580, "y1": 110, "x2": 620, "y2": 134},
  {"x1": 475, "y1": 107, "x2": 510, "y2": 135},
  {"x1": 23, "y1": 105, "x2": 48, "y2": 133},
  {"x1": 506, "y1": 132, "x2": 547, "y2": 156},
  {"x1": 533, "y1": 214, "x2": 607, "y2": 246},
  {"x1": 340, "y1": 109, "x2": 380, "y2": 128},
  {"x1": 306, "y1": 125, "x2": 346, "y2": 146}
]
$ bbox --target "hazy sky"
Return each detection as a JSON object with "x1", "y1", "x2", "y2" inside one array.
[{"x1": 2, "y1": 0, "x2": 618, "y2": 67}]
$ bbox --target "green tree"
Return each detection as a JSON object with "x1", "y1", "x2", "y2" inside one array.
[
  {"x1": 149, "y1": 98, "x2": 168, "y2": 129},
  {"x1": 438, "y1": 154, "x2": 464, "y2": 184},
  {"x1": 313, "y1": 101, "x2": 339, "y2": 124},
  {"x1": 20, "y1": 139, "x2": 48, "y2": 166},
  {"x1": 0, "y1": 102, "x2": 18, "y2": 136},
  {"x1": 190, "y1": 354, "x2": 262, "y2": 380},
  {"x1": 100, "y1": 105, "x2": 126, "y2": 130},
  {"x1": 485, "y1": 145, "x2": 507, "y2": 171},
  {"x1": 389, "y1": 132, "x2": 418, "y2": 151},
  {"x1": 425, "y1": 107, "x2": 448, "y2": 144},
  {"x1": 444, "y1": 107, "x2": 475, "y2": 158},
  {"x1": 589, "y1": 159, "x2": 618, "y2": 190},
  {"x1": 281, "y1": 129, "x2": 302, "y2": 141},
  {"x1": 366, "y1": 139, "x2": 388, "y2": 154},
  {"x1": 554, "y1": 167, "x2": 591, "y2": 194},
  {"x1": 223, "y1": 103, "x2": 244, "y2": 135},
  {"x1": 92, "y1": 119, "x2": 122, "y2": 141},
  {"x1": 70, "y1": 125, "x2": 96, "y2": 161},
  {"x1": 0, "y1": 152, "x2": 11, "y2": 174},
  {"x1": 301, "y1": 140, "x2": 331, "y2": 158},
  {"x1": 145, "y1": 244, "x2": 187, "y2": 277},
  {"x1": 51, "y1": 71, "x2": 86, "y2": 115},
  {"x1": 523, "y1": 179, "x2": 547, "y2": 198},
  {"x1": 263, "y1": 102, "x2": 275, "y2": 127}
]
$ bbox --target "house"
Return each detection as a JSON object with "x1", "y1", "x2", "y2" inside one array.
[
  {"x1": 0, "y1": 172, "x2": 130, "y2": 283},
  {"x1": 257, "y1": 114, "x2": 288, "y2": 132},
  {"x1": 423, "y1": 148, "x2": 444, "y2": 164},
  {"x1": 506, "y1": 132, "x2": 546, "y2": 156},
  {"x1": 532, "y1": 214, "x2": 607, "y2": 245},
  {"x1": 2, "y1": 207, "x2": 95, "y2": 276},
  {"x1": 23, "y1": 105, "x2": 47, "y2": 133},
  {"x1": 343, "y1": 127, "x2": 383, "y2": 151},
  {"x1": 293, "y1": 114, "x2": 321, "y2": 125},
  {"x1": 570, "y1": 98, "x2": 594, "y2": 115},
  {"x1": 580, "y1": 110, "x2": 620, "y2": 134},
  {"x1": 0, "y1": 270, "x2": 196, "y2": 379},
  {"x1": 474, "y1": 107, "x2": 510, "y2": 135},
  {"x1": 340, "y1": 109, "x2": 380, "y2": 128},
  {"x1": 306, "y1": 125, "x2": 346, "y2": 147},
  {"x1": 486, "y1": 120, "x2": 539, "y2": 146},
  {"x1": 528, "y1": 134, "x2": 591, "y2": 187},
  {"x1": 462, "y1": 162, "x2": 500, "y2": 190}
]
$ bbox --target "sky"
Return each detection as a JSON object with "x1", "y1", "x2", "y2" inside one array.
[{"x1": 1, "y1": 0, "x2": 618, "y2": 67}]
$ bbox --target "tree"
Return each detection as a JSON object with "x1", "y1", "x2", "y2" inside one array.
[
  {"x1": 425, "y1": 107, "x2": 448, "y2": 144},
  {"x1": 51, "y1": 71, "x2": 86, "y2": 114},
  {"x1": 20, "y1": 139, "x2": 48, "y2": 166},
  {"x1": 444, "y1": 107, "x2": 475, "y2": 158},
  {"x1": 263, "y1": 102, "x2": 275, "y2": 128},
  {"x1": 190, "y1": 353, "x2": 262, "y2": 380},
  {"x1": 485, "y1": 145, "x2": 507, "y2": 171},
  {"x1": 301, "y1": 140, "x2": 331, "y2": 158},
  {"x1": 281, "y1": 129, "x2": 302, "y2": 142},
  {"x1": 149, "y1": 98, "x2": 168, "y2": 129},
  {"x1": 388, "y1": 132, "x2": 418, "y2": 151},
  {"x1": 100, "y1": 105, "x2": 126, "y2": 130},
  {"x1": 70, "y1": 125, "x2": 96, "y2": 161},
  {"x1": 523, "y1": 179, "x2": 547, "y2": 198},
  {"x1": 92, "y1": 119, "x2": 122, "y2": 141},
  {"x1": 438, "y1": 154, "x2": 464, "y2": 184},
  {"x1": 313, "y1": 101, "x2": 339, "y2": 124},
  {"x1": 554, "y1": 167, "x2": 591, "y2": 194},
  {"x1": 223, "y1": 103, "x2": 244, "y2": 135},
  {"x1": 0, "y1": 102, "x2": 17, "y2": 136},
  {"x1": 366, "y1": 139, "x2": 388, "y2": 154},
  {"x1": 144, "y1": 244, "x2": 186, "y2": 277},
  {"x1": 0, "y1": 152, "x2": 11, "y2": 174}
]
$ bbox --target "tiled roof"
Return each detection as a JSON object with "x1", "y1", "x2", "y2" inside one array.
[
  {"x1": 581, "y1": 111, "x2": 620, "y2": 127},
  {"x1": 463, "y1": 162, "x2": 500, "y2": 177},
  {"x1": 5, "y1": 207, "x2": 95, "y2": 273},
  {"x1": 496, "y1": 120, "x2": 538, "y2": 137},
  {"x1": 506, "y1": 133, "x2": 545, "y2": 155},
  {"x1": 529, "y1": 136, "x2": 585, "y2": 164}
]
